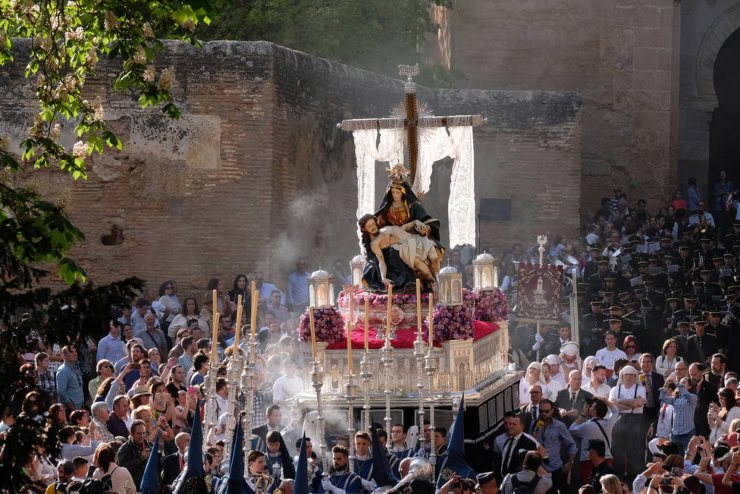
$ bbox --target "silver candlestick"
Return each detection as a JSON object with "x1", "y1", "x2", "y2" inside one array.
[
  {"x1": 241, "y1": 337, "x2": 258, "y2": 480},
  {"x1": 346, "y1": 371, "x2": 357, "y2": 473},
  {"x1": 425, "y1": 348, "x2": 439, "y2": 476},
  {"x1": 380, "y1": 336, "x2": 394, "y2": 435},
  {"x1": 203, "y1": 357, "x2": 220, "y2": 452},
  {"x1": 360, "y1": 352, "x2": 372, "y2": 430},
  {"x1": 311, "y1": 357, "x2": 327, "y2": 469},
  {"x1": 413, "y1": 334, "x2": 426, "y2": 454},
  {"x1": 223, "y1": 348, "x2": 244, "y2": 462}
]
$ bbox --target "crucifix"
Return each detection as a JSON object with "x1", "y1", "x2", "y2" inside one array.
[{"x1": 339, "y1": 64, "x2": 485, "y2": 186}]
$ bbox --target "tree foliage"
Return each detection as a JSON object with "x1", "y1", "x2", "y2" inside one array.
[
  {"x1": 0, "y1": 4, "x2": 213, "y2": 474},
  {"x1": 201, "y1": 0, "x2": 461, "y2": 85}
]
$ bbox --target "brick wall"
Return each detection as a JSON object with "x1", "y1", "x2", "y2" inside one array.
[
  {"x1": 446, "y1": 0, "x2": 679, "y2": 216},
  {"x1": 0, "y1": 40, "x2": 582, "y2": 293}
]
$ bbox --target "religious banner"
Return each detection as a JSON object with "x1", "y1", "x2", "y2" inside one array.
[{"x1": 515, "y1": 262, "x2": 563, "y2": 323}]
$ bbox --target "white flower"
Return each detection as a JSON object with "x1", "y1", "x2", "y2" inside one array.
[
  {"x1": 143, "y1": 65, "x2": 156, "y2": 83},
  {"x1": 133, "y1": 47, "x2": 146, "y2": 65},
  {"x1": 72, "y1": 140, "x2": 88, "y2": 158},
  {"x1": 157, "y1": 67, "x2": 176, "y2": 91},
  {"x1": 85, "y1": 48, "x2": 98, "y2": 67},
  {"x1": 92, "y1": 97, "x2": 105, "y2": 122},
  {"x1": 65, "y1": 27, "x2": 84, "y2": 42},
  {"x1": 142, "y1": 22, "x2": 154, "y2": 40},
  {"x1": 51, "y1": 123, "x2": 61, "y2": 139}
]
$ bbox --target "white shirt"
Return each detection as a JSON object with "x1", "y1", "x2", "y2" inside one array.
[
  {"x1": 582, "y1": 382, "x2": 612, "y2": 397},
  {"x1": 608, "y1": 382, "x2": 646, "y2": 414},
  {"x1": 541, "y1": 379, "x2": 562, "y2": 401},
  {"x1": 595, "y1": 347, "x2": 627, "y2": 370}
]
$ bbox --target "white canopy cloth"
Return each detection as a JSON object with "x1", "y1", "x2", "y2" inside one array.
[{"x1": 352, "y1": 126, "x2": 476, "y2": 248}]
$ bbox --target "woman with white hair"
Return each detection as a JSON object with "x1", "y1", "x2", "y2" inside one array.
[{"x1": 519, "y1": 362, "x2": 542, "y2": 406}]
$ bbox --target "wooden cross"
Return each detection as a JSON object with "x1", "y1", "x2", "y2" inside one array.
[{"x1": 339, "y1": 64, "x2": 485, "y2": 186}]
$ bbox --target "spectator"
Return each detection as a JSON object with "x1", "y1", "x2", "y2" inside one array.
[
  {"x1": 500, "y1": 451, "x2": 552, "y2": 494},
  {"x1": 92, "y1": 443, "x2": 136, "y2": 493},
  {"x1": 56, "y1": 346, "x2": 85, "y2": 412},
  {"x1": 136, "y1": 312, "x2": 168, "y2": 359},
  {"x1": 96, "y1": 320, "x2": 126, "y2": 365},
  {"x1": 287, "y1": 258, "x2": 310, "y2": 312},
  {"x1": 88, "y1": 359, "x2": 114, "y2": 400},
  {"x1": 115, "y1": 419, "x2": 151, "y2": 487},
  {"x1": 35, "y1": 352, "x2": 57, "y2": 403},
  {"x1": 569, "y1": 397, "x2": 620, "y2": 482},
  {"x1": 659, "y1": 375, "x2": 697, "y2": 454}
]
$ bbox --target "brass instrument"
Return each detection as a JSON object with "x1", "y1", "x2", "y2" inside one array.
[
  {"x1": 252, "y1": 472, "x2": 274, "y2": 494},
  {"x1": 373, "y1": 458, "x2": 433, "y2": 494}
]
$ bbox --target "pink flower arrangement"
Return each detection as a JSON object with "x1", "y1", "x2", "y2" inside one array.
[
  {"x1": 472, "y1": 289, "x2": 509, "y2": 322},
  {"x1": 430, "y1": 304, "x2": 474, "y2": 342},
  {"x1": 298, "y1": 307, "x2": 345, "y2": 344}
]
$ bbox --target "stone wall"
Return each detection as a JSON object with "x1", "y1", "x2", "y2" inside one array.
[
  {"x1": 0, "y1": 40, "x2": 581, "y2": 292},
  {"x1": 445, "y1": 0, "x2": 680, "y2": 215},
  {"x1": 677, "y1": 0, "x2": 740, "y2": 197}
]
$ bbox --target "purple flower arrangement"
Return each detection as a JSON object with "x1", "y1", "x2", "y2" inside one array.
[
  {"x1": 298, "y1": 307, "x2": 345, "y2": 344},
  {"x1": 430, "y1": 304, "x2": 474, "y2": 342},
  {"x1": 471, "y1": 289, "x2": 509, "y2": 322}
]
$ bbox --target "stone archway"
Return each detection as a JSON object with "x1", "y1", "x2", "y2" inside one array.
[{"x1": 695, "y1": 3, "x2": 740, "y2": 106}]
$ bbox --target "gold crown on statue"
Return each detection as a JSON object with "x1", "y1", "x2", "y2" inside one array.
[{"x1": 386, "y1": 163, "x2": 410, "y2": 186}]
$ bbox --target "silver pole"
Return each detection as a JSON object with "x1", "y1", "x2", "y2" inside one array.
[{"x1": 381, "y1": 336, "x2": 394, "y2": 435}]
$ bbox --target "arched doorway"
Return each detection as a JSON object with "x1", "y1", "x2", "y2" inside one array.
[{"x1": 708, "y1": 28, "x2": 740, "y2": 185}]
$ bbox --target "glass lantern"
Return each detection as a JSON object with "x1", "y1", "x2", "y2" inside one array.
[
  {"x1": 472, "y1": 252, "x2": 496, "y2": 291},
  {"x1": 350, "y1": 254, "x2": 365, "y2": 287},
  {"x1": 309, "y1": 269, "x2": 335, "y2": 308},
  {"x1": 438, "y1": 266, "x2": 463, "y2": 306}
]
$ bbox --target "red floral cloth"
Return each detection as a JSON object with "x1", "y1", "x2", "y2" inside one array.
[{"x1": 325, "y1": 320, "x2": 499, "y2": 350}]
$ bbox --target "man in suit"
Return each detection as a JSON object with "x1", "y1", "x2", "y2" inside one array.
[
  {"x1": 161, "y1": 432, "x2": 190, "y2": 485},
  {"x1": 556, "y1": 370, "x2": 594, "y2": 427},
  {"x1": 638, "y1": 353, "x2": 665, "y2": 435},
  {"x1": 492, "y1": 411, "x2": 538, "y2": 484},
  {"x1": 689, "y1": 362, "x2": 719, "y2": 438},
  {"x1": 252, "y1": 404, "x2": 283, "y2": 445},
  {"x1": 521, "y1": 385, "x2": 544, "y2": 434}
]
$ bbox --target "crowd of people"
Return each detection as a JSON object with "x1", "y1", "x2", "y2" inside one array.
[
  {"x1": 498, "y1": 172, "x2": 740, "y2": 493},
  {"x1": 0, "y1": 172, "x2": 739, "y2": 494}
]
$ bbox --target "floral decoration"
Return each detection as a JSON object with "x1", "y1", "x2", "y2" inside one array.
[
  {"x1": 471, "y1": 289, "x2": 509, "y2": 322},
  {"x1": 429, "y1": 304, "x2": 473, "y2": 342},
  {"x1": 298, "y1": 307, "x2": 345, "y2": 344}
]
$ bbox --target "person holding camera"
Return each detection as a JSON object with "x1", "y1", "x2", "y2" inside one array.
[
  {"x1": 569, "y1": 396, "x2": 620, "y2": 483},
  {"x1": 659, "y1": 375, "x2": 698, "y2": 454}
]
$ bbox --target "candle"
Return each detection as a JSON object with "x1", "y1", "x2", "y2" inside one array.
[
  {"x1": 416, "y1": 279, "x2": 422, "y2": 335},
  {"x1": 349, "y1": 292, "x2": 355, "y2": 331},
  {"x1": 233, "y1": 294, "x2": 243, "y2": 350},
  {"x1": 250, "y1": 281, "x2": 258, "y2": 338},
  {"x1": 493, "y1": 265, "x2": 499, "y2": 288},
  {"x1": 346, "y1": 320, "x2": 353, "y2": 373},
  {"x1": 386, "y1": 283, "x2": 393, "y2": 335},
  {"x1": 428, "y1": 293, "x2": 434, "y2": 348},
  {"x1": 309, "y1": 308, "x2": 317, "y2": 359},
  {"x1": 210, "y1": 289, "x2": 219, "y2": 363},
  {"x1": 364, "y1": 297, "x2": 369, "y2": 351}
]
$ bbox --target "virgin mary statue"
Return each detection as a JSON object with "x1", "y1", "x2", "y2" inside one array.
[{"x1": 361, "y1": 165, "x2": 444, "y2": 292}]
